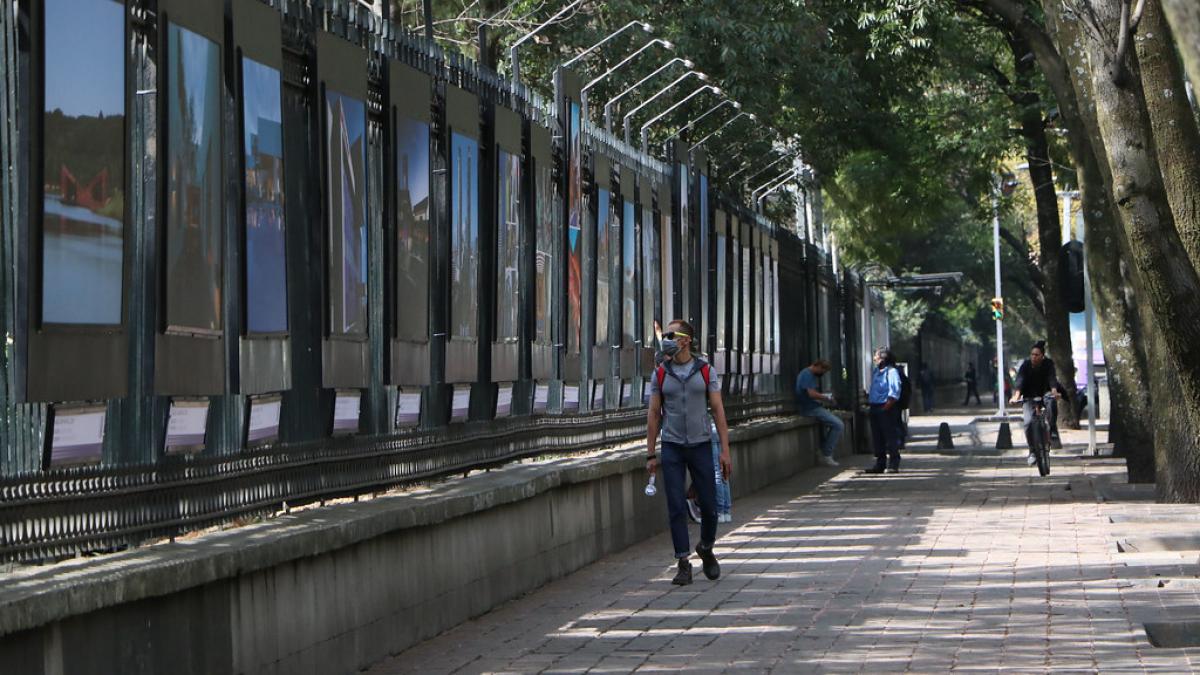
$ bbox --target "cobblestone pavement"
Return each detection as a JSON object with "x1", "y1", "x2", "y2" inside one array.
[{"x1": 370, "y1": 411, "x2": 1200, "y2": 673}]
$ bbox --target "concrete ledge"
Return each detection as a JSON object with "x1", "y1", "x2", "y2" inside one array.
[{"x1": 0, "y1": 412, "x2": 853, "y2": 674}]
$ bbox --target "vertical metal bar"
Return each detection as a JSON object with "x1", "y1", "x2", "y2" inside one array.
[{"x1": 992, "y1": 189, "x2": 1005, "y2": 418}]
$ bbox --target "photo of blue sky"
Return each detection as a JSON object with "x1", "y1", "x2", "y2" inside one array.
[
  {"x1": 242, "y1": 57, "x2": 288, "y2": 334},
  {"x1": 325, "y1": 88, "x2": 367, "y2": 335},
  {"x1": 44, "y1": 0, "x2": 123, "y2": 118}
]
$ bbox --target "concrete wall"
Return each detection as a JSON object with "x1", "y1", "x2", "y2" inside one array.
[{"x1": 0, "y1": 413, "x2": 854, "y2": 674}]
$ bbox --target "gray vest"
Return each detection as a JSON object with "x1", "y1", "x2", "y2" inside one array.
[{"x1": 656, "y1": 358, "x2": 715, "y2": 446}]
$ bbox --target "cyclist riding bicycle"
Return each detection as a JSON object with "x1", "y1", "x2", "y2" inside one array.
[{"x1": 1009, "y1": 340, "x2": 1060, "y2": 466}]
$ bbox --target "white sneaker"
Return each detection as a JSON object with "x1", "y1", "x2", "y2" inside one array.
[
  {"x1": 1026, "y1": 452, "x2": 1037, "y2": 467},
  {"x1": 686, "y1": 498, "x2": 702, "y2": 524},
  {"x1": 818, "y1": 455, "x2": 840, "y2": 467},
  {"x1": 718, "y1": 512, "x2": 732, "y2": 523}
]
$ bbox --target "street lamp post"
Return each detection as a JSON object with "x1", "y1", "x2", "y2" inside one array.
[
  {"x1": 659, "y1": 99, "x2": 738, "y2": 150},
  {"x1": 749, "y1": 167, "x2": 798, "y2": 206},
  {"x1": 621, "y1": 70, "x2": 708, "y2": 145},
  {"x1": 509, "y1": 0, "x2": 586, "y2": 84},
  {"x1": 990, "y1": 177, "x2": 1016, "y2": 418},
  {"x1": 638, "y1": 85, "x2": 720, "y2": 153},
  {"x1": 690, "y1": 110, "x2": 754, "y2": 150},
  {"x1": 602, "y1": 57, "x2": 693, "y2": 133},
  {"x1": 562, "y1": 20, "x2": 653, "y2": 70},
  {"x1": 579, "y1": 39, "x2": 673, "y2": 122}
]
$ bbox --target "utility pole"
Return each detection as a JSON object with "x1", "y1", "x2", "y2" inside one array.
[{"x1": 991, "y1": 187, "x2": 1006, "y2": 418}]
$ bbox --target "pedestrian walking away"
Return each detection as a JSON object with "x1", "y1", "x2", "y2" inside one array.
[
  {"x1": 918, "y1": 363, "x2": 935, "y2": 413},
  {"x1": 646, "y1": 319, "x2": 733, "y2": 586},
  {"x1": 795, "y1": 359, "x2": 843, "y2": 467},
  {"x1": 866, "y1": 347, "x2": 903, "y2": 474},
  {"x1": 1010, "y1": 340, "x2": 1061, "y2": 466},
  {"x1": 963, "y1": 362, "x2": 981, "y2": 405}
]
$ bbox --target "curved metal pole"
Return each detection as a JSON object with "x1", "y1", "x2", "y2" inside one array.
[
  {"x1": 639, "y1": 85, "x2": 719, "y2": 153},
  {"x1": 755, "y1": 173, "x2": 799, "y2": 209},
  {"x1": 660, "y1": 99, "x2": 737, "y2": 148},
  {"x1": 579, "y1": 38, "x2": 672, "y2": 119},
  {"x1": 510, "y1": 0, "x2": 587, "y2": 83},
  {"x1": 729, "y1": 150, "x2": 797, "y2": 182},
  {"x1": 602, "y1": 57, "x2": 692, "y2": 133},
  {"x1": 564, "y1": 20, "x2": 653, "y2": 69},
  {"x1": 622, "y1": 70, "x2": 706, "y2": 145},
  {"x1": 691, "y1": 110, "x2": 754, "y2": 150},
  {"x1": 750, "y1": 167, "x2": 798, "y2": 204}
]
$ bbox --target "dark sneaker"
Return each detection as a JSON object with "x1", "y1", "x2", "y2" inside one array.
[
  {"x1": 686, "y1": 498, "x2": 702, "y2": 524},
  {"x1": 672, "y1": 559, "x2": 693, "y2": 585},
  {"x1": 695, "y1": 543, "x2": 720, "y2": 580},
  {"x1": 885, "y1": 467, "x2": 899, "y2": 474},
  {"x1": 863, "y1": 466, "x2": 886, "y2": 474}
]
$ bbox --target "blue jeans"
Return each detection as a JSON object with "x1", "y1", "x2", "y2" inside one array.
[
  {"x1": 869, "y1": 405, "x2": 902, "y2": 469},
  {"x1": 710, "y1": 424, "x2": 731, "y2": 514},
  {"x1": 662, "y1": 441, "x2": 718, "y2": 558},
  {"x1": 800, "y1": 406, "x2": 844, "y2": 457}
]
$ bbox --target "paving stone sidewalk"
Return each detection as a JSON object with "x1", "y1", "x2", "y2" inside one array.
[{"x1": 370, "y1": 411, "x2": 1200, "y2": 673}]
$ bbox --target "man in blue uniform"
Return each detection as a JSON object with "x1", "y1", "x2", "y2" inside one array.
[{"x1": 866, "y1": 347, "x2": 903, "y2": 474}]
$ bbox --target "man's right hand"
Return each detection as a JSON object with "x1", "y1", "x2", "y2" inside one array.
[{"x1": 646, "y1": 457, "x2": 658, "y2": 475}]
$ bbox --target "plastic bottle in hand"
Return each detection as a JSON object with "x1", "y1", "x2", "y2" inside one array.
[{"x1": 644, "y1": 474, "x2": 657, "y2": 496}]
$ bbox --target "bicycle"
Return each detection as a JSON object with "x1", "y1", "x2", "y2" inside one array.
[{"x1": 1026, "y1": 395, "x2": 1053, "y2": 477}]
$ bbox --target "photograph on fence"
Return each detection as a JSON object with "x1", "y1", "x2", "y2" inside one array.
[
  {"x1": 325, "y1": 88, "x2": 367, "y2": 336},
  {"x1": 566, "y1": 101, "x2": 582, "y2": 353},
  {"x1": 40, "y1": 0, "x2": 125, "y2": 326},
  {"x1": 496, "y1": 150, "x2": 521, "y2": 342},
  {"x1": 595, "y1": 186, "x2": 611, "y2": 346},
  {"x1": 242, "y1": 56, "x2": 288, "y2": 334},
  {"x1": 396, "y1": 114, "x2": 430, "y2": 342},
  {"x1": 450, "y1": 131, "x2": 480, "y2": 339},
  {"x1": 165, "y1": 22, "x2": 223, "y2": 334},
  {"x1": 535, "y1": 161, "x2": 554, "y2": 345},
  {"x1": 622, "y1": 198, "x2": 636, "y2": 348}
]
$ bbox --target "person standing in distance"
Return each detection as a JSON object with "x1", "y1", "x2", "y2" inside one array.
[
  {"x1": 866, "y1": 347, "x2": 903, "y2": 474},
  {"x1": 795, "y1": 359, "x2": 843, "y2": 467},
  {"x1": 646, "y1": 319, "x2": 733, "y2": 586}
]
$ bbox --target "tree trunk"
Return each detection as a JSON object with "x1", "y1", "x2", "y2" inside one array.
[
  {"x1": 1070, "y1": 0, "x2": 1200, "y2": 500},
  {"x1": 1007, "y1": 31, "x2": 1080, "y2": 429},
  {"x1": 1135, "y1": 0, "x2": 1200, "y2": 268},
  {"x1": 1160, "y1": 0, "x2": 1200, "y2": 98},
  {"x1": 1033, "y1": 0, "x2": 1158, "y2": 481}
]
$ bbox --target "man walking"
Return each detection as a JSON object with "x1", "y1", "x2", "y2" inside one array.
[
  {"x1": 647, "y1": 320, "x2": 733, "y2": 586},
  {"x1": 795, "y1": 359, "x2": 843, "y2": 467},
  {"x1": 963, "y1": 363, "x2": 981, "y2": 405},
  {"x1": 918, "y1": 363, "x2": 935, "y2": 413},
  {"x1": 866, "y1": 347, "x2": 903, "y2": 474}
]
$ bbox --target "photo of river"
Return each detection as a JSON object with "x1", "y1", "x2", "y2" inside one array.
[{"x1": 40, "y1": 0, "x2": 125, "y2": 325}]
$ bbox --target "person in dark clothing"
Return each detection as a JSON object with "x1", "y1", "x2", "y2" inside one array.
[
  {"x1": 962, "y1": 363, "x2": 981, "y2": 405},
  {"x1": 918, "y1": 364, "x2": 935, "y2": 412},
  {"x1": 865, "y1": 347, "x2": 903, "y2": 474},
  {"x1": 1010, "y1": 340, "x2": 1060, "y2": 465}
]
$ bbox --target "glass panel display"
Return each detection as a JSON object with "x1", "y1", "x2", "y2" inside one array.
[
  {"x1": 660, "y1": 209, "x2": 673, "y2": 321},
  {"x1": 166, "y1": 22, "x2": 222, "y2": 334},
  {"x1": 622, "y1": 199, "x2": 636, "y2": 348},
  {"x1": 731, "y1": 230, "x2": 739, "y2": 352},
  {"x1": 396, "y1": 115, "x2": 430, "y2": 342},
  {"x1": 773, "y1": 259, "x2": 781, "y2": 354},
  {"x1": 324, "y1": 88, "x2": 367, "y2": 335},
  {"x1": 699, "y1": 175, "x2": 709, "y2": 350},
  {"x1": 595, "y1": 187, "x2": 611, "y2": 346},
  {"x1": 741, "y1": 243, "x2": 751, "y2": 353},
  {"x1": 496, "y1": 149, "x2": 521, "y2": 342},
  {"x1": 716, "y1": 233, "x2": 726, "y2": 351},
  {"x1": 242, "y1": 57, "x2": 287, "y2": 334},
  {"x1": 678, "y1": 172, "x2": 689, "y2": 321},
  {"x1": 535, "y1": 160, "x2": 555, "y2": 345},
  {"x1": 758, "y1": 249, "x2": 766, "y2": 353},
  {"x1": 450, "y1": 131, "x2": 479, "y2": 339},
  {"x1": 566, "y1": 101, "x2": 582, "y2": 354},
  {"x1": 641, "y1": 204, "x2": 658, "y2": 345},
  {"x1": 41, "y1": 0, "x2": 125, "y2": 326}
]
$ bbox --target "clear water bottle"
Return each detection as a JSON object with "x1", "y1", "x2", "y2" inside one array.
[{"x1": 644, "y1": 474, "x2": 657, "y2": 497}]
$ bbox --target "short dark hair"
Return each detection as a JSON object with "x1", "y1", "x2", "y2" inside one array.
[
  {"x1": 875, "y1": 346, "x2": 893, "y2": 363},
  {"x1": 812, "y1": 359, "x2": 832, "y2": 370},
  {"x1": 667, "y1": 319, "x2": 695, "y2": 338},
  {"x1": 1031, "y1": 340, "x2": 1046, "y2": 354}
]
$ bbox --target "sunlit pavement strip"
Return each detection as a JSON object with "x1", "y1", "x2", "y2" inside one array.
[{"x1": 369, "y1": 412, "x2": 1200, "y2": 673}]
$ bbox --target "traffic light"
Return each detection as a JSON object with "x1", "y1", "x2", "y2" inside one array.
[{"x1": 990, "y1": 297, "x2": 1005, "y2": 320}]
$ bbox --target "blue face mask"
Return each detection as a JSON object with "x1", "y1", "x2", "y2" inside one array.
[{"x1": 661, "y1": 338, "x2": 680, "y2": 357}]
